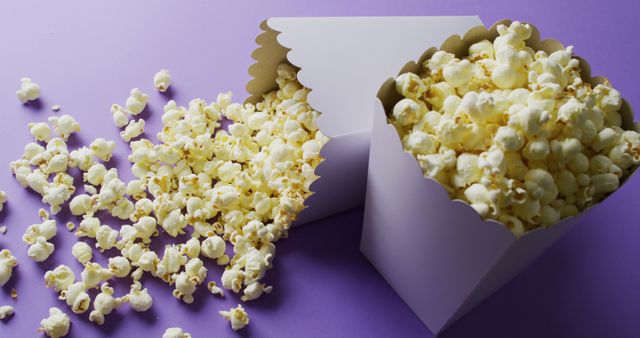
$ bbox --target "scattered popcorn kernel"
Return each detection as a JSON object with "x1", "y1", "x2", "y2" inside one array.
[
  {"x1": 0, "y1": 190, "x2": 6, "y2": 213},
  {"x1": 28, "y1": 237, "x2": 55, "y2": 262},
  {"x1": 44, "y1": 265, "x2": 75, "y2": 292},
  {"x1": 111, "y1": 104, "x2": 129, "y2": 128},
  {"x1": 52, "y1": 104, "x2": 61, "y2": 112},
  {"x1": 219, "y1": 304, "x2": 249, "y2": 331},
  {"x1": 59, "y1": 281, "x2": 90, "y2": 314},
  {"x1": 123, "y1": 281, "x2": 153, "y2": 312},
  {"x1": 39, "y1": 307, "x2": 70, "y2": 338},
  {"x1": 207, "y1": 281, "x2": 224, "y2": 297},
  {"x1": 125, "y1": 88, "x2": 149, "y2": 115},
  {"x1": 16, "y1": 77, "x2": 40, "y2": 103},
  {"x1": 0, "y1": 226, "x2": 6, "y2": 235},
  {"x1": 120, "y1": 118, "x2": 145, "y2": 142},
  {"x1": 90, "y1": 138, "x2": 116, "y2": 162},
  {"x1": 154, "y1": 69, "x2": 172, "y2": 93},
  {"x1": 29, "y1": 122, "x2": 52, "y2": 142},
  {"x1": 162, "y1": 327, "x2": 191, "y2": 338},
  {"x1": 48, "y1": 115, "x2": 80, "y2": 141},
  {"x1": 10, "y1": 288, "x2": 17, "y2": 299},
  {"x1": 89, "y1": 283, "x2": 123, "y2": 325},
  {"x1": 0, "y1": 305, "x2": 14, "y2": 320},
  {"x1": 0, "y1": 250, "x2": 17, "y2": 287}
]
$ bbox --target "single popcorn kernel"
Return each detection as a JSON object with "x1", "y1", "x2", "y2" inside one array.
[
  {"x1": 39, "y1": 307, "x2": 71, "y2": 338},
  {"x1": 163, "y1": 327, "x2": 191, "y2": 338},
  {"x1": 388, "y1": 21, "x2": 639, "y2": 236},
  {"x1": 219, "y1": 304, "x2": 249, "y2": 331},
  {"x1": 154, "y1": 69, "x2": 172, "y2": 93},
  {"x1": 0, "y1": 249, "x2": 17, "y2": 287},
  {"x1": 16, "y1": 77, "x2": 40, "y2": 103},
  {"x1": 0, "y1": 305, "x2": 14, "y2": 320},
  {"x1": 125, "y1": 88, "x2": 149, "y2": 115}
]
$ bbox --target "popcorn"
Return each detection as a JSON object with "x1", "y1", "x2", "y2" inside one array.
[
  {"x1": 95, "y1": 225, "x2": 119, "y2": 252},
  {"x1": 71, "y1": 242, "x2": 93, "y2": 264},
  {"x1": 241, "y1": 281, "x2": 272, "y2": 302},
  {"x1": 59, "y1": 282, "x2": 90, "y2": 314},
  {"x1": 69, "y1": 194, "x2": 94, "y2": 216},
  {"x1": 125, "y1": 88, "x2": 149, "y2": 115},
  {"x1": 16, "y1": 77, "x2": 40, "y2": 103},
  {"x1": 121, "y1": 119, "x2": 145, "y2": 142},
  {"x1": 200, "y1": 235, "x2": 226, "y2": 260},
  {"x1": 0, "y1": 305, "x2": 14, "y2": 320},
  {"x1": 0, "y1": 191, "x2": 5, "y2": 213},
  {"x1": 69, "y1": 147, "x2": 96, "y2": 171},
  {"x1": 81, "y1": 262, "x2": 112, "y2": 289},
  {"x1": 219, "y1": 304, "x2": 249, "y2": 331},
  {"x1": 48, "y1": 115, "x2": 80, "y2": 140},
  {"x1": 108, "y1": 256, "x2": 131, "y2": 278},
  {"x1": 29, "y1": 122, "x2": 52, "y2": 142},
  {"x1": 389, "y1": 21, "x2": 640, "y2": 234},
  {"x1": 154, "y1": 69, "x2": 172, "y2": 93},
  {"x1": 89, "y1": 283, "x2": 123, "y2": 325},
  {"x1": 123, "y1": 281, "x2": 153, "y2": 312},
  {"x1": 9, "y1": 63, "x2": 325, "y2": 318},
  {"x1": 111, "y1": 104, "x2": 130, "y2": 128},
  {"x1": 44, "y1": 265, "x2": 75, "y2": 292},
  {"x1": 0, "y1": 249, "x2": 17, "y2": 287},
  {"x1": 28, "y1": 236, "x2": 55, "y2": 262},
  {"x1": 207, "y1": 281, "x2": 224, "y2": 297},
  {"x1": 163, "y1": 327, "x2": 191, "y2": 338},
  {"x1": 90, "y1": 138, "x2": 116, "y2": 162},
  {"x1": 39, "y1": 307, "x2": 70, "y2": 338}
]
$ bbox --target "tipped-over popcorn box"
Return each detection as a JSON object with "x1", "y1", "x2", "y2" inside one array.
[
  {"x1": 360, "y1": 20, "x2": 638, "y2": 334},
  {"x1": 245, "y1": 16, "x2": 483, "y2": 226}
]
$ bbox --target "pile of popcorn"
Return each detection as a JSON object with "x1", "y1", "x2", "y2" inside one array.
[
  {"x1": 389, "y1": 21, "x2": 640, "y2": 236},
  {"x1": 4, "y1": 63, "x2": 325, "y2": 335}
]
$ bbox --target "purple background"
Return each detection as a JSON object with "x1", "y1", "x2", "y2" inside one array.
[{"x1": 1, "y1": 1, "x2": 640, "y2": 337}]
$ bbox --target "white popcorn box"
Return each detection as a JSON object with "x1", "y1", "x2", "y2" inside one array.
[
  {"x1": 245, "y1": 16, "x2": 483, "y2": 225},
  {"x1": 360, "y1": 19, "x2": 638, "y2": 335}
]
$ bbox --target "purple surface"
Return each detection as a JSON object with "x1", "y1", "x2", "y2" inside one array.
[{"x1": 0, "y1": 1, "x2": 640, "y2": 337}]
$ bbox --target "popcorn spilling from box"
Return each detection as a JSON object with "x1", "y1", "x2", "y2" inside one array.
[
  {"x1": 8, "y1": 63, "x2": 326, "y2": 331},
  {"x1": 389, "y1": 21, "x2": 639, "y2": 236}
]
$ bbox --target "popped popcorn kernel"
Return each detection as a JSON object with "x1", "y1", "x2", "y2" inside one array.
[
  {"x1": 39, "y1": 307, "x2": 70, "y2": 338},
  {"x1": 154, "y1": 69, "x2": 172, "y2": 93},
  {"x1": 16, "y1": 77, "x2": 40, "y2": 103},
  {"x1": 0, "y1": 305, "x2": 14, "y2": 320},
  {"x1": 219, "y1": 304, "x2": 249, "y2": 331}
]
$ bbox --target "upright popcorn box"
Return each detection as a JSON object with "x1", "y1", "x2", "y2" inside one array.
[
  {"x1": 360, "y1": 20, "x2": 638, "y2": 334},
  {"x1": 245, "y1": 16, "x2": 483, "y2": 225}
]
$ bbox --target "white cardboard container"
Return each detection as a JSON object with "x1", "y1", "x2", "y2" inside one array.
[
  {"x1": 245, "y1": 16, "x2": 483, "y2": 225},
  {"x1": 360, "y1": 19, "x2": 638, "y2": 335}
]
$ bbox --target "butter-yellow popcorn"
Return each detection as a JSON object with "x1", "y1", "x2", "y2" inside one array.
[
  {"x1": 39, "y1": 307, "x2": 70, "y2": 338},
  {"x1": 389, "y1": 21, "x2": 640, "y2": 235},
  {"x1": 59, "y1": 282, "x2": 90, "y2": 314},
  {"x1": 125, "y1": 88, "x2": 149, "y2": 115},
  {"x1": 44, "y1": 265, "x2": 75, "y2": 292},
  {"x1": 16, "y1": 77, "x2": 40, "y2": 103},
  {"x1": 0, "y1": 249, "x2": 17, "y2": 287},
  {"x1": 220, "y1": 304, "x2": 249, "y2": 331},
  {"x1": 71, "y1": 242, "x2": 92, "y2": 264},
  {"x1": 89, "y1": 282, "x2": 123, "y2": 325}
]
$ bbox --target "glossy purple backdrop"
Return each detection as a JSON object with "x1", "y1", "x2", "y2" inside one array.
[{"x1": 1, "y1": 1, "x2": 640, "y2": 337}]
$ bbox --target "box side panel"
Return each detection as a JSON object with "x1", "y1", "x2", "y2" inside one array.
[
  {"x1": 293, "y1": 130, "x2": 370, "y2": 225},
  {"x1": 440, "y1": 217, "x2": 579, "y2": 332},
  {"x1": 361, "y1": 102, "x2": 515, "y2": 334}
]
